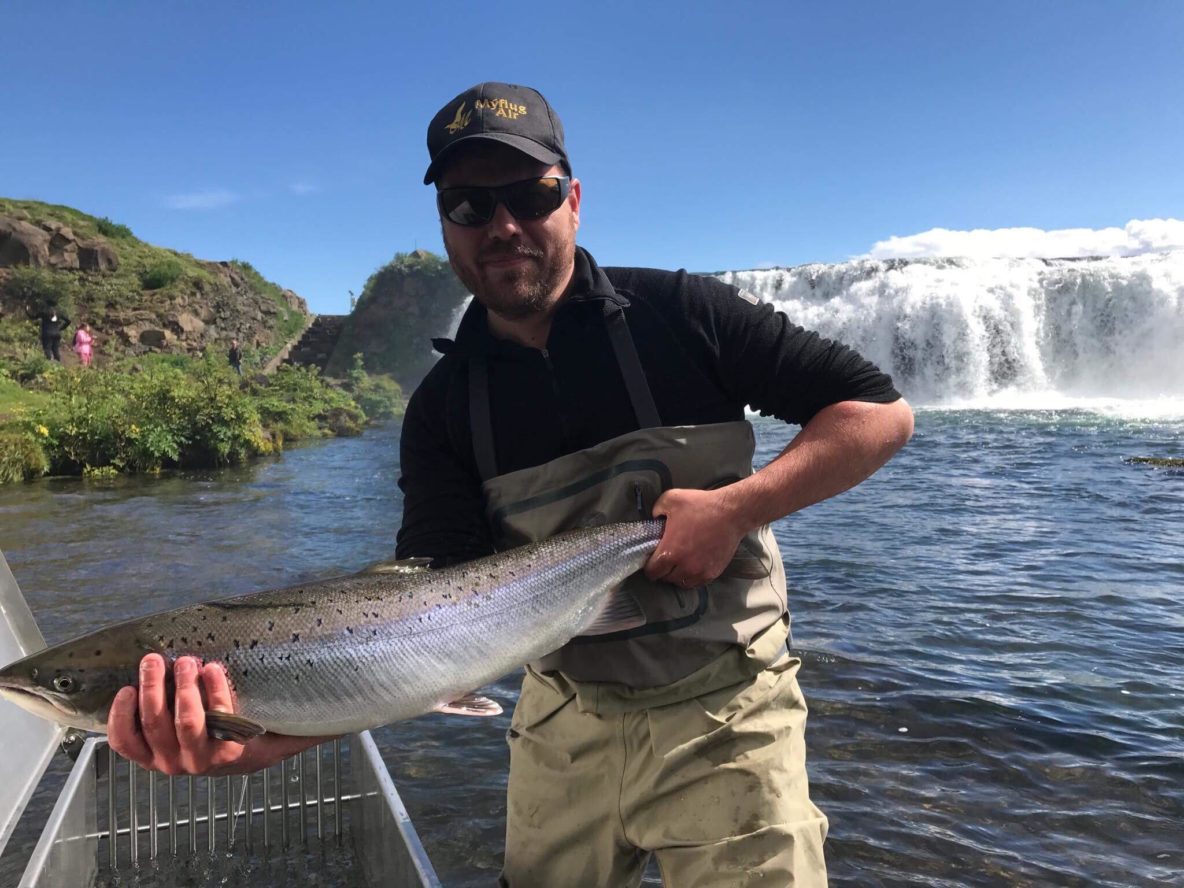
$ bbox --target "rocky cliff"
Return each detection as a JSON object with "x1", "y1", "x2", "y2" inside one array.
[
  {"x1": 0, "y1": 198, "x2": 309, "y2": 364},
  {"x1": 325, "y1": 249, "x2": 468, "y2": 388}
]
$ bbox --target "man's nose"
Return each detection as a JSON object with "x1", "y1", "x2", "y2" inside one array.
[{"x1": 485, "y1": 201, "x2": 522, "y2": 239}]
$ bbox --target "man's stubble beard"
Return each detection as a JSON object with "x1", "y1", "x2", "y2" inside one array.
[{"x1": 445, "y1": 235, "x2": 575, "y2": 323}]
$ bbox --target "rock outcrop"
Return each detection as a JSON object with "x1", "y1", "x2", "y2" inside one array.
[
  {"x1": 0, "y1": 217, "x2": 118, "y2": 272},
  {"x1": 326, "y1": 249, "x2": 468, "y2": 387}
]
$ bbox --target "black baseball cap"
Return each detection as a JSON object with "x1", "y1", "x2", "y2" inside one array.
[{"x1": 423, "y1": 82, "x2": 570, "y2": 185}]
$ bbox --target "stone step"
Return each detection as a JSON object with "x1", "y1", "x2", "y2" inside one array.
[{"x1": 284, "y1": 314, "x2": 348, "y2": 373}]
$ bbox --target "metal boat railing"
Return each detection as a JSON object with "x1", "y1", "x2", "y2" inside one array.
[{"x1": 0, "y1": 550, "x2": 442, "y2": 888}]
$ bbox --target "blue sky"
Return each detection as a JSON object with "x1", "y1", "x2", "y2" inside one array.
[{"x1": 4, "y1": 1, "x2": 1181, "y2": 314}]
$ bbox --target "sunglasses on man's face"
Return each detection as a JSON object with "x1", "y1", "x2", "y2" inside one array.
[{"x1": 437, "y1": 176, "x2": 571, "y2": 227}]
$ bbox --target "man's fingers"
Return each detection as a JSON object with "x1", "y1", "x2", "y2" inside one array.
[
  {"x1": 172, "y1": 657, "x2": 207, "y2": 747},
  {"x1": 202, "y1": 662, "x2": 235, "y2": 715},
  {"x1": 108, "y1": 686, "x2": 152, "y2": 765},
  {"x1": 137, "y1": 654, "x2": 180, "y2": 761},
  {"x1": 644, "y1": 551, "x2": 674, "y2": 582}
]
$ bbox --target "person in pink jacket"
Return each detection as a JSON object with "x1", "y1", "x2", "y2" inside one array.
[{"x1": 72, "y1": 323, "x2": 94, "y2": 367}]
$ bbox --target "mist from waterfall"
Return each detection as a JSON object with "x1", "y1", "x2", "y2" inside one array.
[{"x1": 718, "y1": 251, "x2": 1184, "y2": 414}]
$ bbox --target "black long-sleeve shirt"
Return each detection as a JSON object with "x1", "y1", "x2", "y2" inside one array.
[
  {"x1": 396, "y1": 248, "x2": 900, "y2": 564},
  {"x1": 38, "y1": 309, "x2": 70, "y2": 339}
]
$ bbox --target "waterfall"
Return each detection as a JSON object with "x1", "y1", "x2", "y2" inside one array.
[{"x1": 717, "y1": 251, "x2": 1184, "y2": 408}]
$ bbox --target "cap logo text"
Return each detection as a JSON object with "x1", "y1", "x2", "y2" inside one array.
[
  {"x1": 445, "y1": 102, "x2": 472, "y2": 134},
  {"x1": 474, "y1": 97, "x2": 528, "y2": 119}
]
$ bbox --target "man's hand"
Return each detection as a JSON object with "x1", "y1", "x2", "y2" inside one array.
[
  {"x1": 644, "y1": 487, "x2": 746, "y2": 589},
  {"x1": 641, "y1": 399, "x2": 914, "y2": 592},
  {"x1": 108, "y1": 654, "x2": 330, "y2": 777}
]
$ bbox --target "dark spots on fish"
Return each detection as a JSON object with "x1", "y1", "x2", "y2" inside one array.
[
  {"x1": 294, "y1": 675, "x2": 300, "y2": 683},
  {"x1": 345, "y1": 627, "x2": 353, "y2": 635},
  {"x1": 181, "y1": 637, "x2": 188, "y2": 644},
  {"x1": 371, "y1": 629, "x2": 377, "y2": 636},
  {"x1": 233, "y1": 640, "x2": 241, "y2": 650},
  {"x1": 166, "y1": 639, "x2": 175, "y2": 650},
  {"x1": 221, "y1": 616, "x2": 228, "y2": 623},
  {"x1": 316, "y1": 618, "x2": 323, "y2": 627},
  {"x1": 267, "y1": 621, "x2": 275, "y2": 632},
  {"x1": 195, "y1": 641, "x2": 203, "y2": 648},
  {"x1": 336, "y1": 608, "x2": 343, "y2": 615},
  {"x1": 292, "y1": 606, "x2": 301, "y2": 615},
  {"x1": 249, "y1": 640, "x2": 259, "y2": 650},
  {"x1": 93, "y1": 648, "x2": 102, "y2": 656},
  {"x1": 258, "y1": 655, "x2": 265, "y2": 663},
  {"x1": 206, "y1": 633, "x2": 215, "y2": 642},
  {"x1": 306, "y1": 658, "x2": 313, "y2": 667},
  {"x1": 292, "y1": 633, "x2": 300, "y2": 642},
  {"x1": 242, "y1": 668, "x2": 249, "y2": 677},
  {"x1": 68, "y1": 652, "x2": 74, "y2": 659}
]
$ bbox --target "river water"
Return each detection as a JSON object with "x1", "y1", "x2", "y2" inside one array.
[{"x1": 0, "y1": 411, "x2": 1181, "y2": 887}]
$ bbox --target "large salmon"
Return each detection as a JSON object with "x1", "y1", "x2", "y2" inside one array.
[{"x1": 0, "y1": 520, "x2": 662, "y2": 739}]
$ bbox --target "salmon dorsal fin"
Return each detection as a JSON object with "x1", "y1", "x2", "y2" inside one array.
[
  {"x1": 206, "y1": 710, "x2": 266, "y2": 742},
  {"x1": 361, "y1": 557, "x2": 433, "y2": 576},
  {"x1": 436, "y1": 693, "x2": 502, "y2": 717},
  {"x1": 579, "y1": 587, "x2": 646, "y2": 636}
]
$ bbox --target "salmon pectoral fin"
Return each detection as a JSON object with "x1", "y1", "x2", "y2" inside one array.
[
  {"x1": 206, "y1": 710, "x2": 267, "y2": 742},
  {"x1": 361, "y1": 556, "x2": 433, "y2": 575},
  {"x1": 436, "y1": 693, "x2": 503, "y2": 717},
  {"x1": 578, "y1": 587, "x2": 646, "y2": 637}
]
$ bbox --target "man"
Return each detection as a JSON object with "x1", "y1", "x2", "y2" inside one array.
[
  {"x1": 403, "y1": 82, "x2": 912, "y2": 887},
  {"x1": 109, "y1": 83, "x2": 913, "y2": 886},
  {"x1": 228, "y1": 338, "x2": 243, "y2": 375},
  {"x1": 35, "y1": 301, "x2": 70, "y2": 362}
]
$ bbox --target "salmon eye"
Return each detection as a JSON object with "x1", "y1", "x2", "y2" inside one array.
[{"x1": 53, "y1": 676, "x2": 75, "y2": 693}]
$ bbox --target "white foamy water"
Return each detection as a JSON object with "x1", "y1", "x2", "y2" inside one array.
[{"x1": 718, "y1": 251, "x2": 1184, "y2": 413}]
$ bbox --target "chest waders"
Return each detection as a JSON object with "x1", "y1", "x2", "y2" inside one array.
[{"x1": 470, "y1": 300, "x2": 791, "y2": 712}]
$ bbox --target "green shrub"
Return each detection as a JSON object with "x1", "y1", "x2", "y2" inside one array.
[
  {"x1": 0, "y1": 430, "x2": 49, "y2": 482},
  {"x1": 3, "y1": 267, "x2": 79, "y2": 315},
  {"x1": 32, "y1": 360, "x2": 269, "y2": 474},
  {"x1": 346, "y1": 353, "x2": 403, "y2": 420},
  {"x1": 96, "y1": 217, "x2": 134, "y2": 239},
  {"x1": 16, "y1": 354, "x2": 51, "y2": 384},
  {"x1": 0, "y1": 354, "x2": 369, "y2": 483},
  {"x1": 139, "y1": 258, "x2": 185, "y2": 290},
  {"x1": 250, "y1": 364, "x2": 363, "y2": 442}
]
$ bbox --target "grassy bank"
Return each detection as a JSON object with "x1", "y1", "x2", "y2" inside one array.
[{"x1": 0, "y1": 353, "x2": 402, "y2": 483}]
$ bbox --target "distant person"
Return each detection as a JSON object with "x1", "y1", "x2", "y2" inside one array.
[
  {"x1": 72, "y1": 323, "x2": 94, "y2": 367},
  {"x1": 228, "y1": 338, "x2": 243, "y2": 375},
  {"x1": 36, "y1": 304, "x2": 70, "y2": 362}
]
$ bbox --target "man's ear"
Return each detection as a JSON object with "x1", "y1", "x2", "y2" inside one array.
[{"x1": 569, "y1": 178, "x2": 581, "y2": 230}]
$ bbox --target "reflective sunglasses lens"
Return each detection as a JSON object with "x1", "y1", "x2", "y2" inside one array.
[
  {"x1": 504, "y1": 178, "x2": 565, "y2": 220},
  {"x1": 440, "y1": 189, "x2": 495, "y2": 226}
]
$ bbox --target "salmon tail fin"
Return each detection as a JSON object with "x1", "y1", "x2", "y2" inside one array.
[
  {"x1": 436, "y1": 693, "x2": 502, "y2": 717},
  {"x1": 579, "y1": 587, "x2": 646, "y2": 636}
]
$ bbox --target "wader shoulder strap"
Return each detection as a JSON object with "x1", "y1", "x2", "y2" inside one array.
[
  {"x1": 603, "y1": 302, "x2": 662, "y2": 430},
  {"x1": 467, "y1": 301, "x2": 662, "y2": 481},
  {"x1": 468, "y1": 356, "x2": 498, "y2": 482}
]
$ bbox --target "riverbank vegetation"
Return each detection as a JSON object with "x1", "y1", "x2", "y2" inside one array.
[{"x1": 0, "y1": 352, "x2": 402, "y2": 484}]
